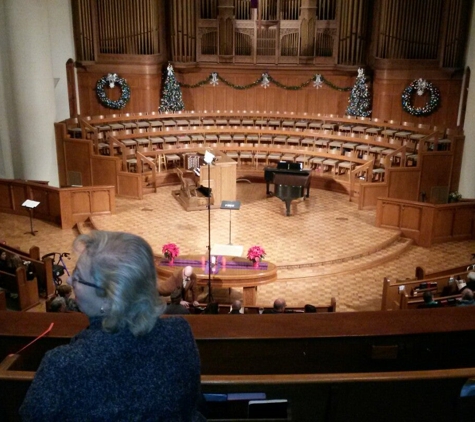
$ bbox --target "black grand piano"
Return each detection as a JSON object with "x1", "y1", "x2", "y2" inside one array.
[{"x1": 264, "y1": 161, "x2": 310, "y2": 216}]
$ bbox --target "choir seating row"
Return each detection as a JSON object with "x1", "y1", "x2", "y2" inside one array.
[
  {"x1": 78, "y1": 113, "x2": 449, "y2": 155},
  {"x1": 73, "y1": 111, "x2": 444, "y2": 144},
  {"x1": 100, "y1": 127, "x2": 433, "y2": 182}
]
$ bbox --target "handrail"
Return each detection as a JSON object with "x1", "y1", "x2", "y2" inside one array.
[
  {"x1": 349, "y1": 159, "x2": 374, "y2": 201},
  {"x1": 201, "y1": 367, "x2": 475, "y2": 384},
  {"x1": 136, "y1": 152, "x2": 157, "y2": 193},
  {"x1": 80, "y1": 111, "x2": 449, "y2": 136}
]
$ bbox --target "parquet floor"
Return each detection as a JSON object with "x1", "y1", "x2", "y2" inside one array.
[{"x1": 1, "y1": 182, "x2": 474, "y2": 312}]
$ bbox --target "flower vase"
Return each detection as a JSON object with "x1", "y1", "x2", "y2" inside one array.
[
  {"x1": 168, "y1": 257, "x2": 174, "y2": 265},
  {"x1": 253, "y1": 259, "x2": 259, "y2": 268}
]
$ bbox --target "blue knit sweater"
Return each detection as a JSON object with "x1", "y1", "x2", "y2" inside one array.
[{"x1": 20, "y1": 316, "x2": 203, "y2": 421}]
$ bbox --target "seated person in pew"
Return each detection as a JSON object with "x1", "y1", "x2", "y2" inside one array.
[
  {"x1": 417, "y1": 291, "x2": 440, "y2": 309},
  {"x1": 48, "y1": 296, "x2": 67, "y2": 313},
  {"x1": 457, "y1": 289, "x2": 475, "y2": 306},
  {"x1": 20, "y1": 231, "x2": 204, "y2": 422},
  {"x1": 164, "y1": 288, "x2": 190, "y2": 315},
  {"x1": 304, "y1": 304, "x2": 317, "y2": 313},
  {"x1": 56, "y1": 284, "x2": 80, "y2": 312},
  {"x1": 0, "y1": 251, "x2": 15, "y2": 274},
  {"x1": 158, "y1": 265, "x2": 200, "y2": 308},
  {"x1": 230, "y1": 300, "x2": 242, "y2": 314},
  {"x1": 466, "y1": 272, "x2": 475, "y2": 292},
  {"x1": 0, "y1": 253, "x2": 23, "y2": 299},
  {"x1": 263, "y1": 298, "x2": 287, "y2": 314}
]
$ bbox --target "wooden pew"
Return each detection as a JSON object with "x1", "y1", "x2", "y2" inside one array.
[
  {"x1": 243, "y1": 297, "x2": 336, "y2": 313},
  {"x1": 400, "y1": 291, "x2": 463, "y2": 310},
  {"x1": 191, "y1": 298, "x2": 336, "y2": 314},
  {"x1": 381, "y1": 271, "x2": 470, "y2": 311},
  {"x1": 3, "y1": 309, "x2": 475, "y2": 420},
  {"x1": 0, "y1": 290, "x2": 6, "y2": 311},
  {"x1": 415, "y1": 261, "x2": 475, "y2": 280},
  {"x1": 0, "y1": 245, "x2": 54, "y2": 298},
  {"x1": 0, "y1": 267, "x2": 39, "y2": 311},
  {"x1": 2, "y1": 352, "x2": 475, "y2": 421}
]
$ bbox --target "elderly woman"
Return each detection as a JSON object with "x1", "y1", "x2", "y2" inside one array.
[{"x1": 20, "y1": 231, "x2": 203, "y2": 421}]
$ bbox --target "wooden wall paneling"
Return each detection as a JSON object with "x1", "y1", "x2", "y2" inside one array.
[
  {"x1": 11, "y1": 185, "x2": 28, "y2": 216},
  {"x1": 58, "y1": 189, "x2": 73, "y2": 229},
  {"x1": 378, "y1": 201, "x2": 400, "y2": 228},
  {"x1": 432, "y1": 207, "x2": 455, "y2": 243},
  {"x1": 91, "y1": 157, "x2": 120, "y2": 191},
  {"x1": 450, "y1": 135, "x2": 465, "y2": 193},
  {"x1": 117, "y1": 173, "x2": 142, "y2": 199},
  {"x1": 452, "y1": 207, "x2": 474, "y2": 239},
  {"x1": 358, "y1": 183, "x2": 388, "y2": 209},
  {"x1": 55, "y1": 123, "x2": 68, "y2": 188},
  {"x1": 91, "y1": 189, "x2": 115, "y2": 214},
  {"x1": 71, "y1": 191, "x2": 92, "y2": 215},
  {"x1": 400, "y1": 204, "x2": 422, "y2": 232},
  {"x1": 419, "y1": 153, "x2": 452, "y2": 203},
  {"x1": 387, "y1": 168, "x2": 420, "y2": 201},
  {"x1": 29, "y1": 187, "x2": 61, "y2": 225},
  {"x1": 58, "y1": 187, "x2": 116, "y2": 229},
  {"x1": 63, "y1": 139, "x2": 93, "y2": 186},
  {"x1": 203, "y1": 85, "x2": 217, "y2": 112},
  {"x1": 0, "y1": 184, "x2": 13, "y2": 212}
]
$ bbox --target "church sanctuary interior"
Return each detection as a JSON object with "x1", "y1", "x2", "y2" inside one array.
[{"x1": 2, "y1": 0, "x2": 475, "y2": 420}]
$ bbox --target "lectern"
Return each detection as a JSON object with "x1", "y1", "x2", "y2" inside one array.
[{"x1": 22, "y1": 200, "x2": 40, "y2": 236}]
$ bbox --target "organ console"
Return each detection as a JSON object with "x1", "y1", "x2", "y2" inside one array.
[{"x1": 264, "y1": 162, "x2": 310, "y2": 216}]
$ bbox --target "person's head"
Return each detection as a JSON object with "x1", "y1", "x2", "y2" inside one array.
[
  {"x1": 462, "y1": 289, "x2": 474, "y2": 301},
  {"x1": 0, "y1": 251, "x2": 6, "y2": 261},
  {"x1": 170, "y1": 288, "x2": 182, "y2": 305},
  {"x1": 68, "y1": 230, "x2": 165, "y2": 336},
  {"x1": 231, "y1": 300, "x2": 242, "y2": 312},
  {"x1": 10, "y1": 254, "x2": 23, "y2": 268},
  {"x1": 423, "y1": 291, "x2": 434, "y2": 303},
  {"x1": 50, "y1": 297, "x2": 67, "y2": 313},
  {"x1": 273, "y1": 298, "x2": 286, "y2": 312},
  {"x1": 183, "y1": 266, "x2": 193, "y2": 280},
  {"x1": 304, "y1": 304, "x2": 317, "y2": 313},
  {"x1": 57, "y1": 284, "x2": 73, "y2": 298}
]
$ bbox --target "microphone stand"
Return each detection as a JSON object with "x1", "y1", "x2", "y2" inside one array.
[{"x1": 207, "y1": 160, "x2": 213, "y2": 303}]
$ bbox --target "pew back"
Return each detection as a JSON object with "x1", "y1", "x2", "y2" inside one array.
[
  {"x1": 0, "y1": 267, "x2": 39, "y2": 311},
  {"x1": 0, "y1": 245, "x2": 55, "y2": 298},
  {"x1": 3, "y1": 310, "x2": 475, "y2": 421}
]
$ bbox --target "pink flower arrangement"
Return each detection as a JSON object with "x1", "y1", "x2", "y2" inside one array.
[
  {"x1": 247, "y1": 245, "x2": 266, "y2": 262},
  {"x1": 162, "y1": 243, "x2": 180, "y2": 260}
]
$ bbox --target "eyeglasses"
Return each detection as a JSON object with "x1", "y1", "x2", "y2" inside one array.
[{"x1": 70, "y1": 271, "x2": 103, "y2": 290}]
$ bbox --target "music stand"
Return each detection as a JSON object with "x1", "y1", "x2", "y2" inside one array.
[
  {"x1": 22, "y1": 200, "x2": 40, "y2": 236},
  {"x1": 220, "y1": 200, "x2": 241, "y2": 245}
]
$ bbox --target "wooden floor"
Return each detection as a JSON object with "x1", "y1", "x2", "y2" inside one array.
[{"x1": 1, "y1": 180, "x2": 474, "y2": 312}]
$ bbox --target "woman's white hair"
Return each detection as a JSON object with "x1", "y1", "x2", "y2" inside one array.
[{"x1": 73, "y1": 230, "x2": 166, "y2": 336}]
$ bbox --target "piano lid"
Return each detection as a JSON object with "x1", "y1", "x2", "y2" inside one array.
[{"x1": 277, "y1": 161, "x2": 302, "y2": 171}]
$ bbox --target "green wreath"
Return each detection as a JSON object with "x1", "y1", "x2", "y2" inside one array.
[
  {"x1": 96, "y1": 73, "x2": 131, "y2": 109},
  {"x1": 402, "y1": 79, "x2": 440, "y2": 116}
]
